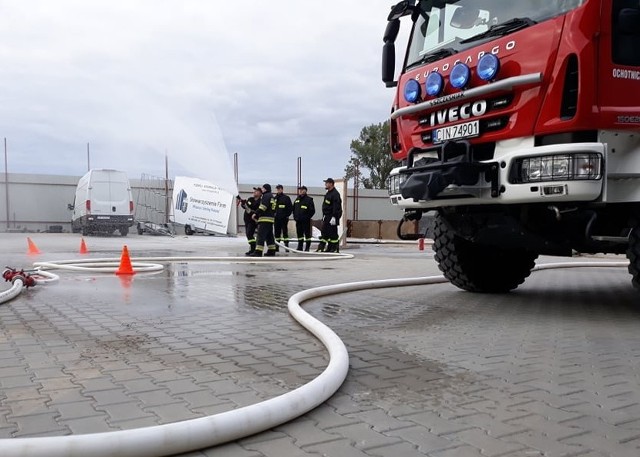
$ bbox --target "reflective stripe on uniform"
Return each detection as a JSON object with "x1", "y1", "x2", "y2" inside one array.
[{"x1": 258, "y1": 217, "x2": 275, "y2": 223}]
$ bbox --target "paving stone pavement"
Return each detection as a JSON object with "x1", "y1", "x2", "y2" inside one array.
[{"x1": 1, "y1": 234, "x2": 640, "y2": 456}]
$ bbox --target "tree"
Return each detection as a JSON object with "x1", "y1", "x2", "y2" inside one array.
[{"x1": 344, "y1": 121, "x2": 397, "y2": 189}]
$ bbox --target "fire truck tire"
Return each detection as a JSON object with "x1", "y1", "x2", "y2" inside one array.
[
  {"x1": 433, "y1": 213, "x2": 538, "y2": 293},
  {"x1": 626, "y1": 227, "x2": 640, "y2": 290}
]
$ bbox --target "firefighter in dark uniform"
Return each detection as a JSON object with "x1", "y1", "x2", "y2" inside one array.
[
  {"x1": 293, "y1": 185, "x2": 316, "y2": 251},
  {"x1": 318, "y1": 178, "x2": 342, "y2": 253},
  {"x1": 237, "y1": 188, "x2": 261, "y2": 256},
  {"x1": 273, "y1": 184, "x2": 293, "y2": 251},
  {"x1": 249, "y1": 183, "x2": 277, "y2": 257}
]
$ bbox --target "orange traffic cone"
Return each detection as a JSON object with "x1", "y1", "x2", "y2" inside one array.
[
  {"x1": 115, "y1": 245, "x2": 136, "y2": 275},
  {"x1": 27, "y1": 237, "x2": 41, "y2": 255},
  {"x1": 79, "y1": 238, "x2": 89, "y2": 254}
]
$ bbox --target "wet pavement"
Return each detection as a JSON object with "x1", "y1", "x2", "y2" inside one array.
[{"x1": 1, "y1": 233, "x2": 640, "y2": 456}]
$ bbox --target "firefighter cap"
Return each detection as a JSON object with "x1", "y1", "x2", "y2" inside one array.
[
  {"x1": 298, "y1": 185, "x2": 307, "y2": 191},
  {"x1": 323, "y1": 177, "x2": 335, "y2": 184},
  {"x1": 252, "y1": 186, "x2": 262, "y2": 192}
]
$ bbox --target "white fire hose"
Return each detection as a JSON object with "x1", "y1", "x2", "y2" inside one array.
[{"x1": 0, "y1": 254, "x2": 629, "y2": 456}]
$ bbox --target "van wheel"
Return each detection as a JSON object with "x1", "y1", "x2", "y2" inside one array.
[
  {"x1": 137, "y1": 226, "x2": 144, "y2": 235},
  {"x1": 185, "y1": 225, "x2": 195, "y2": 235},
  {"x1": 119, "y1": 227, "x2": 129, "y2": 237},
  {"x1": 433, "y1": 212, "x2": 538, "y2": 293}
]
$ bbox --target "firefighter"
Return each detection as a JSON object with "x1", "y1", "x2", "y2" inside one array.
[
  {"x1": 318, "y1": 178, "x2": 342, "y2": 253},
  {"x1": 249, "y1": 183, "x2": 277, "y2": 257},
  {"x1": 237, "y1": 188, "x2": 261, "y2": 256},
  {"x1": 273, "y1": 184, "x2": 293, "y2": 251},
  {"x1": 293, "y1": 185, "x2": 315, "y2": 251}
]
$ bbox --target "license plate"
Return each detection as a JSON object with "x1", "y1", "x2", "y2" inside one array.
[{"x1": 433, "y1": 120, "x2": 479, "y2": 144}]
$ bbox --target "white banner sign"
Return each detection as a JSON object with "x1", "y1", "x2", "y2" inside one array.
[{"x1": 172, "y1": 176, "x2": 233, "y2": 234}]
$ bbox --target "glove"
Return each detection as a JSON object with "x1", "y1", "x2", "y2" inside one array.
[{"x1": 329, "y1": 217, "x2": 337, "y2": 226}]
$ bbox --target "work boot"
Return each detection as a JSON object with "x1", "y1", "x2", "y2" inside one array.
[
  {"x1": 315, "y1": 242, "x2": 326, "y2": 252},
  {"x1": 264, "y1": 250, "x2": 276, "y2": 257},
  {"x1": 326, "y1": 244, "x2": 336, "y2": 253},
  {"x1": 297, "y1": 242, "x2": 304, "y2": 251},
  {"x1": 248, "y1": 250, "x2": 263, "y2": 257},
  {"x1": 305, "y1": 241, "x2": 311, "y2": 252},
  {"x1": 244, "y1": 249, "x2": 254, "y2": 256}
]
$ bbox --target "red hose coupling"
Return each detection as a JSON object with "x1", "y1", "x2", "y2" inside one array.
[{"x1": 2, "y1": 268, "x2": 37, "y2": 288}]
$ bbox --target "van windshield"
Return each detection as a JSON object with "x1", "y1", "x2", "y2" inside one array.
[{"x1": 406, "y1": 0, "x2": 584, "y2": 69}]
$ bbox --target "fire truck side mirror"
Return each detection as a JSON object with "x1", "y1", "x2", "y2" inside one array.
[
  {"x1": 383, "y1": 19, "x2": 400, "y2": 88},
  {"x1": 450, "y1": 6, "x2": 480, "y2": 29},
  {"x1": 387, "y1": 1, "x2": 412, "y2": 21},
  {"x1": 384, "y1": 18, "x2": 400, "y2": 43},
  {"x1": 619, "y1": 8, "x2": 640, "y2": 34}
]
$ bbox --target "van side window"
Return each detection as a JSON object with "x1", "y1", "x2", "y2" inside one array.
[{"x1": 612, "y1": 0, "x2": 640, "y2": 66}]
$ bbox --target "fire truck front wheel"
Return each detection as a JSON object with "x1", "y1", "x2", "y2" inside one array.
[
  {"x1": 433, "y1": 213, "x2": 538, "y2": 293},
  {"x1": 626, "y1": 227, "x2": 640, "y2": 290}
]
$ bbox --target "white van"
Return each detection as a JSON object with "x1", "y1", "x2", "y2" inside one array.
[{"x1": 69, "y1": 169, "x2": 135, "y2": 236}]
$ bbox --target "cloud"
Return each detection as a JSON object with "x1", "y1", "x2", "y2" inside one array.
[{"x1": 0, "y1": 0, "x2": 400, "y2": 191}]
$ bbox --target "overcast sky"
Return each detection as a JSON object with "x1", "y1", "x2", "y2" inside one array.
[{"x1": 0, "y1": 1, "x2": 405, "y2": 192}]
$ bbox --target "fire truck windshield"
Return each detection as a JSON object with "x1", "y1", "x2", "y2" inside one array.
[{"x1": 405, "y1": 0, "x2": 585, "y2": 69}]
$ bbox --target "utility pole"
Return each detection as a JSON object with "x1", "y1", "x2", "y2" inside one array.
[
  {"x1": 164, "y1": 152, "x2": 170, "y2": 224},
  {"x1": 297, "y1": 156, "x2": 302, "y2": 188},
  {"x1": 353, "y1": 160, "x2": 359, "y2": 221},
  {"x1": 87, "y1": 142, "x2": 91, "y2": 171},
  {"x1": 233, "y1": 152, "x2": 239, "y2": 185},
  {"x1": 4, "y1": 138, "x2": 9, "y2": 230},
  {"x1": 234, "y1": 152, "x2": 239, "y2": 234}
]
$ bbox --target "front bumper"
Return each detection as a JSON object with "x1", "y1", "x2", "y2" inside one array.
[
  {"x1": 391, "y1": 140, "x2": 605, "y2": 209},
  {"x1": 86, "y1": 215, "x2": 135, "y2": 227}
]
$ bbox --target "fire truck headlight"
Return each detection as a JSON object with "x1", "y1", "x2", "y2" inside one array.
[
  {"x1": 516, "y1": 153, "x2": 602, "y2": 183},
  {"x1": 425, "y1": 72, "x2": 444, "y2": 97},
  {"x1": 403, "y1": 79, "x2": 421, "y2": 103},
  {"x1": 450, "y1": 63, "x2": 470, "y2": 89},
  {"x1": 477, "y1": 54, "x2": 500, "y2": 81}
]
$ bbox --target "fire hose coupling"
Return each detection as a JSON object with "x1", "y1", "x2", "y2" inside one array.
[{"x1": 2, "y1": 267, "x2": 37, "y2": 288}]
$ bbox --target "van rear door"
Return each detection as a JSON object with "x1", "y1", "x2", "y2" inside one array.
[{"x1": 89, "y1": 170, "x2": 131, "y2": 216}]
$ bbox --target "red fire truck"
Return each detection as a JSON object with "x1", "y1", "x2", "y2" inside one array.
[{"x1": 383, "y1": 0, "x2": 640, "y2": 292}]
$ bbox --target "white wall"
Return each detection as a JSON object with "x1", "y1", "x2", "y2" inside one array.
[{"x1": 0, "y1": 174, "x2": 403, "y2": 232}]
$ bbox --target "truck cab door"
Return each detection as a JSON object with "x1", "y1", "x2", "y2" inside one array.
[{"x1": 599, "y1": 0, "x2": 640, "y2": 126}]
